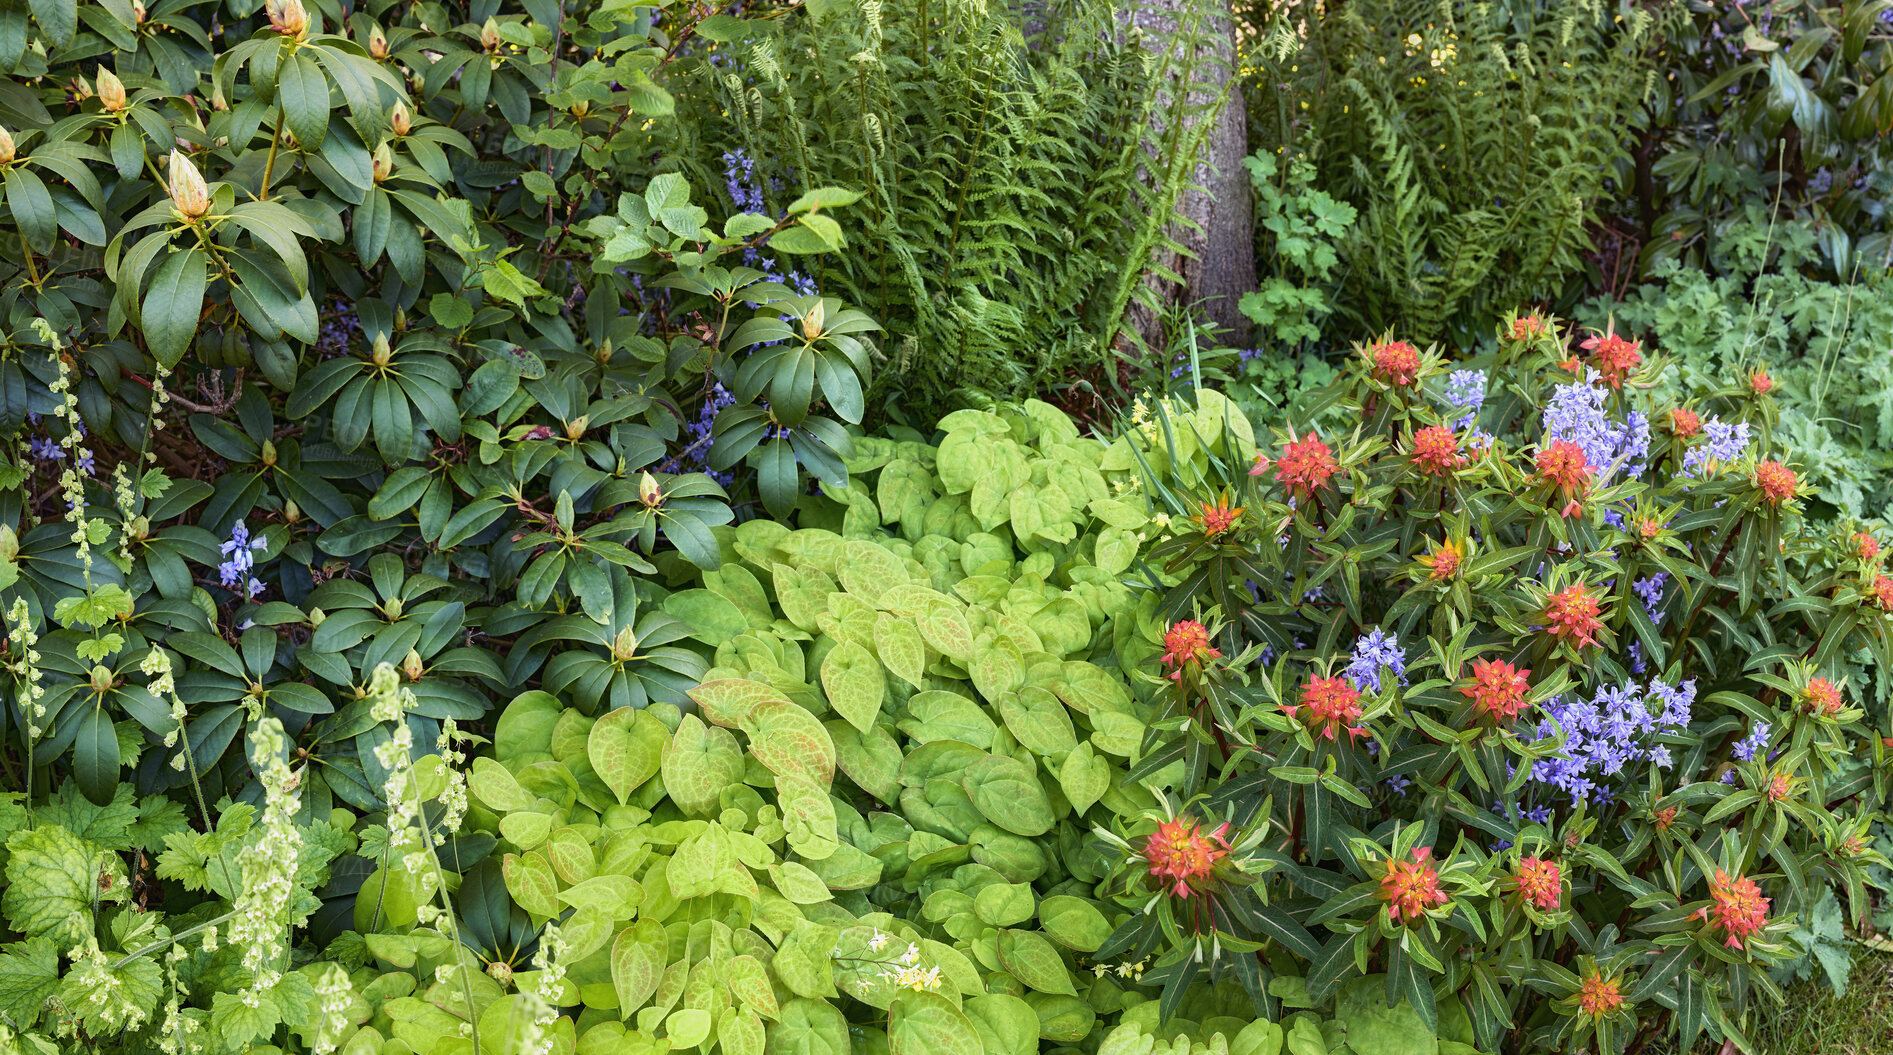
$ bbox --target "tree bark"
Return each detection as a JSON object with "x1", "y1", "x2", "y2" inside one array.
[{"x1": 1124, "y1": 2, "x2": 1256, "y2": 357}]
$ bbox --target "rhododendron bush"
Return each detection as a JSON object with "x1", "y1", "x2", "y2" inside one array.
[{"x1": 1109, "y1": 315, "x2": 1893, "y2": 1055}]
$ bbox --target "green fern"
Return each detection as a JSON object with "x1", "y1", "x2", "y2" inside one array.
[
  {"x1": 668, "y1": 0, "x2": 1228, "y2": 419},
  {"x1": 1251, "y1": 0, "x2": 1672, "y2": 345}
]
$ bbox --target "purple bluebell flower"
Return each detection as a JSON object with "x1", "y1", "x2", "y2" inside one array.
[
  {"x1": 1627, "y1": 640, "x2": 1645, "y2": 675},
  {"x1": 1346, "y1": 627, "x2": 1407, "y2": 693},
  {"x1": 1632, "y1": 573, "x2": 1669, "y2": 624},
  {"x1": 218, "y1": 520, "x2": 267, "y2": 599},
  {"x1": 1542, "y1": 379, "x2": 1650, "y2": 483},
  {"x1": 1679, "y1": 418, "x2": 1752, "y2": 477},
  {"x1": 723, "y1": 149, "x2": 765, "y2": 214},
  {"x1": 1443, "y1": 370, "x2": 1486, "y2": 430},
  {"x1": 1721, "y1": 770, "x2": 1739, "y2": 785},
  {"x1": 1732, "y1": 722, "x2": 1770, "y2": 762},
  {"x1": 1530, "y1": 677, "x2": 1693, "y2": 806},
  {"x1": 1524, "y1": 804, "x2": 1552, "y2": 825},
  {"x1": 29, "y1": 437, "x2": 62, "y2": 461},
  {"x1": 1386, "y1": 775, "x2": 1411, "y2": 796}
]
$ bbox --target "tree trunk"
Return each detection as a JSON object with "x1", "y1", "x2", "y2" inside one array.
[{"x1": 1124, "y1": 1, "x2": 1256, "y2": 359}]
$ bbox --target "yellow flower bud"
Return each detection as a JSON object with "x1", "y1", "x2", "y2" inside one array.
[
  {"x1": 611, "y1": 624, "x2": 639, "y2": 662},
  {"x1": 371, "y1": 142, "x2": 393, "y2": 182},
  {"x1": 270, "y1": 0, "x2": 308, "y2": 37},
  {"x1": 0, "y1": 125, "x2": 13, "y2": 166},
  {"x1": 166, "y1": 149, "x2": 209, "y2": 220},
  {"x1": 564, "y1": 415, "x2": 588, "y2": 441},
  {"x1": 371, "y1": 332, "x2": 392, "y2": 366},
  {"x1": 368, "y1": 23, "x2": 389, "y2": 59},
  {"x1": 96, "y1": 68, "x2": 128, "y2": 112},
  {"x1": 402, "y1": 649, "x2": 424, "y2": 681},
  {"x1": 132, "y1": 0, "x2": 145, "y2": 23},
  {"x1": 480, "y1": 17, "x2": 502, "y2": 50},
  {"x1": 802, "y1": 299, "x2": 826, "y2": 340},
  {"x1": 639, "y1": 472, "x2": 662, "y2": 507},
  {"x1": 390, "y1": 100, "x2": 411, "y2": 136}
]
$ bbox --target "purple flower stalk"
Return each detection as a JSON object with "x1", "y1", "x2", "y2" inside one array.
[
  {"x1": 1443, "y1": 369, "x2": 1486, "y2": 430},
  {"x1": 1679, "y1": 418, "x2": 1752, "y2": 477},
  {"x1": 1346, "y1": 627, "x2": 1407, "y2": 693},
  {"x1": 1541, "y1": 378, "x2": 1649, "y2": 483},
  {"x1": 218, "y1": 519, "x2": 267, "y2": 599},
  {"x1": 1732, "y1": 722, "x2": 1770, "y2": 762}
]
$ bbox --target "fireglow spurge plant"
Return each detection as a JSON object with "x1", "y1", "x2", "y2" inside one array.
[{"x1": 1102, "y1": 313, "x2": 1893, "y2": 1053}]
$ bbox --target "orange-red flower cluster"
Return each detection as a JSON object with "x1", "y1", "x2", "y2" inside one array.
[
  {"x1": 1754, "y1": 460, "x2": 1797, "y2": 505},
  {"x1": 1855, "y1": 532, "x2": 1881, "y2": 562},
  {"x1": 1669, "y1": 407, "x2": 1702, "y2": 437},
  {"x1": 1652, "y1": 806, "x2": 1678, "y2": 831},
  {"x1": 1274, "y1": 435, "x2": 1339, "y2": 499},
  {"x1": 1511, "y1": 314, "x2": 1547, "y2": 340},
  {"x1": 1577, "y1": 971, "x2": 1625, "y2": 1017},
  {"x1": 1369, "y1": 341, "x2": 1421, "y2": 386},
  {"x1": 1460, "y1": 658, "x2": 1532, "y2": 722},
  {"x1": 1378, "y1": 847, "x2": 1448, "y2": 923},
  {"x1": 1696, "y1": 869, "x2": 1770, "y2": 949},
  {"x1": 1285, "y1": 676, "x2": 1368, "y2": 742},
  {"x1": 1802, "y1": 677, "x2": 1843, "y2": 717},
  {"x1": 1874, "y1": 575, "x2": 1893, "y2": 611},
  {"x1": 1199, "y1": 499, "x2": 1244, "y2": 537},
  {"x1": 1543, "y1": 584, "x2": 1605, "y2": 648},
  {"x1": 1144, "y1": 816, "x2": 1231, "y2": 898},
  {"x1": 1409, "y1": 425, "x2": 1463, "y2": 476},
  {"x1": 1417, "y1": 538, "x2": 1465, "y2": 581},
  {"x1": 1582, "y1": 332, "x2": 1642, "y2": 389},
  {"x1": 1536, "y1": 441, "x2": 1593, "y2": 516},
  {"x1": 1750, "y1": 368, "x2": 1774, "y2": 395},
  {"x1": 1160, "y1": 620, "x2": 1221, "y2": 679},
  {"x1": 1514, "y1": 856, "x2": 1561, "y2": 910},
  {"x1": 1764, "y1": 771, "x2": 1794, "y2": 802}
]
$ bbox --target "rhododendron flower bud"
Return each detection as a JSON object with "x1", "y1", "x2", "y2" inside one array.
[
  {"x1": 369, "y1": 24, "x2": 390, "y2": 58},
  {"x1": 639, "y1": 472, "x2": 662, "y2": 507},
  {"x1": 0, "y1": 124, "x2": 13, "y2": 166},
  {"x1": 270, "y1": 0, "x2": 309, "y2": 36},
  {"x1": 371, "y1": 142, "x2": 394, "y2": 182},
  {"x1": 166, "y1": 150, "x2": 210, "y2": 219},
  {"x1": 96, "y1": 68, "x2": 128, "y2": 111},
  {"x1": 611, "y1": 623, "x2": 639, "y2": 661},
  {"x1": 481, "y1": 17, "x2": 503, "y2": 50},
  {"x1": 132, "y1": 0, "x2": 145, "y2": 22},
  {"x1": 390, "y1": 100, "x2": 412, "y2": 136},
  {"x1": 802, "y1": 299, "x2": 826, "y2": 340},
  {"x1": 401, "y1": 649, "x2": 425, "y2": 681}
]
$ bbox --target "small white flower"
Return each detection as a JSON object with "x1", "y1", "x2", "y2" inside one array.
[{"x1": 868, "y1": 931, "x2": 888, "y2": 952}]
